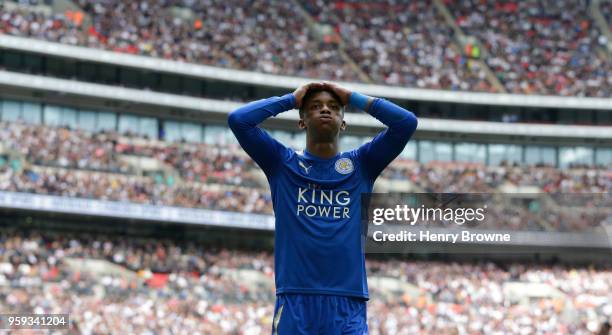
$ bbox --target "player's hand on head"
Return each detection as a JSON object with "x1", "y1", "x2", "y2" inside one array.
[
  {"x1": 293, "y1": 82, "x2": 325, "y2": 109},
  {"x1": 322, "y1": 81, "x2": 351, "y2": 106}
]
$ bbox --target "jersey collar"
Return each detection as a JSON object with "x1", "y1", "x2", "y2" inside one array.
[{"x1": 302, "y1": 149, "x2": 342, "y2": 162}]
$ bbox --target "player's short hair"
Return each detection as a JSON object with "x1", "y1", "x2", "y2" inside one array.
[{"x1": 299, "y1": 87, "x2": 344, "y2": 119}]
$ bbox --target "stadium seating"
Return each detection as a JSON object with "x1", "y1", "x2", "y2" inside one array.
[
  {"x1": 1, "y1": 230, "x2": 610, "y2": 334},
  {"x1": 448, "y1": 0, "x2": 611, "y2": 97},
  {"x1": 1, "y1": 121, "x2": 609, "y2": 231},
  {"x1": 301, "y1": 0, "x2": 495, "y2": 91},
  {"x1": 1, "y1": 0, "x2": 609, "y2": 96}
]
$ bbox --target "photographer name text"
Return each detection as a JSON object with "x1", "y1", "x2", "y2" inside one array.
[{"x1": 372, "y1": 230, "x2": 511, "y2": 243}]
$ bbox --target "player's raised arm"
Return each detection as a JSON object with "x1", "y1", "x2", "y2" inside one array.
[
  {"x1": 323, "y1": 82, "x2": 418, "y2": 181},
  {"x1": 228, "y1": 82, "x2": 325, "y2": 175}
]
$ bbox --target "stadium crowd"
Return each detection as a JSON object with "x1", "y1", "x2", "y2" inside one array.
[
  {"x1": 0, "y1": 121, "x2": 610, "y2": 230},
  {"x1": 383, "y1": 160, "x2": 611, "y2": 194},
  {"x1": 3, "y1": 121, "x2": 610, "y2": 196},
  {"x1": 1, "y1": 166, "x2": 274, "y2": 214},
  {"x1": 0, "y1": 0, "x2": 357, "y2": 81},
  {"x1": 0, "y1": 230, "x2": 276, "y2": 334},
  {"x1": 302, "y1": 0, "x2": 494, "y2": 92},
  {"x1": 1, "y1": 0, "x2": 610, "y2": 96},
  {"x1": 0, "y1": 121, "x2": 260, "y2": 186},
  {"x1": 1, "y1": 230, "x2": 610, "y2": 334},
  {"x1": 449, "y1": 0, "x2": 611, "y2": 97}
]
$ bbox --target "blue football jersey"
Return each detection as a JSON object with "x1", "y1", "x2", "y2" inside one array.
[{"x1": 228, "y1": 93, "x2": 417, "y2": 299}]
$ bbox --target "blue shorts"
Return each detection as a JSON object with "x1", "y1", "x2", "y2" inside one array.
[{"x1": 272, "y1": 294, "x2": 368, "y2": 335}]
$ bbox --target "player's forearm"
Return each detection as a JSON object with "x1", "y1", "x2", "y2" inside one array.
[
  {"x1": 228, "y1": 94, "x2": 294, "y2": 175},
  {"x1": 350, "y1": 92, "x2": 418, "y2": 136},
  {"x1": 228, "y1": 93, "x2": 296, "y2": 131}
]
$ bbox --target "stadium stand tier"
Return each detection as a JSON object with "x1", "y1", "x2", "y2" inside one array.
[
  {"x1": 1, "y1": 0, "x2": 610, "y2": 96},
  {"x1": 0, "y1": 228, "x2": 610, "y2": 334},
  {"x1": 1, "y1": 119, "x2": 610, "y2": 232}
]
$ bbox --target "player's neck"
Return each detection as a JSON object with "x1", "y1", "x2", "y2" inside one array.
[{"x1": 306, "y1": 140, "x2": 339, "y2": 160}]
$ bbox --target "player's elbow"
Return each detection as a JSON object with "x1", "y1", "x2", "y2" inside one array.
[
  {"x1": 402, "y1": 111, "x2": 418, "y2": 135},
  {"x1": 227, "y1": 109, "x2": 246, "y2": 131},
  {"x1": 409, "y1": 111, "x2": 418, "y2": 130}
]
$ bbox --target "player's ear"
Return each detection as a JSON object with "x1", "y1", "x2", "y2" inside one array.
[
  {"x1": 298, "y1": 118, "x2": 307, "y2": 130},
  {"x1": 340, "y1": 120, "x2": 346, "y2": 131}
]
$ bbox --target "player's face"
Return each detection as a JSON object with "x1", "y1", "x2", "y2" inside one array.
[{"x1": 299, "y1": 91, "x2": 346, "y2": 136}]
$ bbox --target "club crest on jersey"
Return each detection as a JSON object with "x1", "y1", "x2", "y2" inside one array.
[{"x1": 334, "y1": 158, "x2": 354, "y2": 174}]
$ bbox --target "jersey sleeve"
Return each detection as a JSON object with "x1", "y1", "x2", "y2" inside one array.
[
  {"x1": 228, "y1": 93, "x2": 296, "y2": 176},
  {"x1": 357, "y1": 98, "x2": 418, "y2": 181}
]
